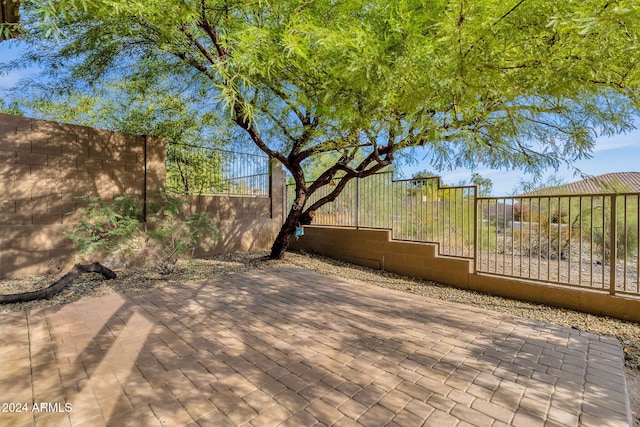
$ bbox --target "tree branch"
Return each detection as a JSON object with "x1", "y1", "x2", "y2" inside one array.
[
  {"x1": 260, "y1": 107, "x2": 297, "y2": 143},
  {"x1": 198, "y1": 0, "x2": 228, "y2": 61},
  {"x1": 267, "y1": 84, "x2": 307, "y2": 125},
  {"x1": 173, "y1": 51, "x2": 217, "y2": 81},
  {"x1": 496, "y1": 0, "x2": 528, "y2": 24},
  {"x1": 302, "y1": 157, "x2": 391, "y2": 222},
  {"x1": 0, "y1": 263, "x2": 117, "y2": 304},
  {"x1": 296, "y1": 138, "x2": 372, "y2": 162},
  {"x1": 181, "y1": 25, "x2": 218, "y2": 66},
  {"x1": 232, "y1": 102, "x2": 289, "y2": 166}
]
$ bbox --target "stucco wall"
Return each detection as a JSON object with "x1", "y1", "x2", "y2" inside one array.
[{"x1": 290, "y1": 225, "x2": 640, "y2": 323}]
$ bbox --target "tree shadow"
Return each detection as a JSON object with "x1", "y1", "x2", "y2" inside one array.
[
  {"x1": 5, "y1": 266, "x2": 631, "y2": 425},
  {"x1": 0, "y1": 113, "x2": 152, "y2": 279}
]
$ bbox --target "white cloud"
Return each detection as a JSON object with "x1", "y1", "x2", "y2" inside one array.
[{"x1": 592, "y1": 128, "x2": 640, "y2": 152}]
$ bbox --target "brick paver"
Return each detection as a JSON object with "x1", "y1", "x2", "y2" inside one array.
[{"x1": 0, "y1": 267, "x2": 631, "y2": 426}]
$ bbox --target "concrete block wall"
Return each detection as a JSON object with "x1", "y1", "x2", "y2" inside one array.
[
  {"x1": 0, "y1": 113, "x2": 285, "y2": 278},
  {"x1": 0, "y1": 113, "x2": 168, "y2": 278},
  {"x1": 187, "y1": 165, "x2": 285, "y2": 255},
  {"x1": 187, "y1": 196, "x2": 281, "y2": 256},
  {"x1": 290, "y1": 225, "x2": 640, "y2": 323},
  {"x1": 289, "y1": 226, "x2": 472, "y2": 287}
]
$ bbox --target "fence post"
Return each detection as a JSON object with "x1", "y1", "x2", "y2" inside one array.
[
  {"x1": 143, "y1": 135, "x2": 148, "y2": 221},
  {"x1": 610, "y1": 194, "x2": 617, "y2": 295},
  {"x1": 473, "y1": 186, "x2": 478, "y2": 274},
  {"x1": 269, "y1": 160, "x2": 285, "y2": 221},
  {"x1": 356, "y1": 178, "x2": 360, "y2": 229}
]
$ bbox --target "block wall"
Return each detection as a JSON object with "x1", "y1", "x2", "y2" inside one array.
[
  {"x1": 0, "y1": 113, "x2": 285, "y2": 278},
  {"x1": 0, "y1": 113, "x2": 168, "y2": 278},
  {"x1": 188, "y1": 163, "x2": 285, "y2": 256}
]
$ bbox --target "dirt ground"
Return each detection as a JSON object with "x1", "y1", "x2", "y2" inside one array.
[{"x1": 627, "y1": 368, "x2": 640, "y2": 426}]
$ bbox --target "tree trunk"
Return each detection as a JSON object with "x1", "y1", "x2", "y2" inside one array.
[
  {"x1": 270, "y1": 181, "x2": 312, "y2": 260},
  {"x1": 269, "y1": 204, "x2": 304, "y2": 259},
  {"x1": 0, "y1": 262, "x2": 117, "y2": 304}
]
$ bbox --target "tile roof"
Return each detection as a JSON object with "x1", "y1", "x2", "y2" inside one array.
[{"x1": 525, "y1": 172, "x2": 640, "y2": 196}]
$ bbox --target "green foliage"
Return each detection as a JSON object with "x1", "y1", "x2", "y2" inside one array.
[
  {"x1": 166, "y1": 144, "x2": 228, "y2": 195},
  {"x1": 65, "y1": 195, "x2": 143, "y2": 256},
  {"x1": 0, "y1": 99, "x2": 23, "y2": 116},
  {"x1": 483, "y1": 191, "x2": 640, "y2": 265},
  {"x1": 65, "y1": 192, "x2": 219, "y2": 274},
  {"x1": 470, "y1": 173, "x2": 493, "y2": 198},
  {"x1": 147, "y1": 191, "x2": 220, "y2": 274},
  {"x1": 11, "y1": 0, "x2": 639, "y2": 172},
  {"x1": 3, "y1": 76, "x2": 246, "y2": 196},
  {"x1": 411, "y1": 170, "x2": 438, "y2": 180},
  {"x1": 581, "y1": 197, "x2": 639, "y2": 263},
  {"x1": 6, "y1": 0, "x2": 640, "y2": 256},
  {"x1": 0, "y1": 0, "x2": 21, "y2": 41},
  {"x1": 0, "y1": 23, "x2": 21, "y2": 41}
]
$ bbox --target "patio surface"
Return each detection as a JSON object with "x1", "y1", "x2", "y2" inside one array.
[{"x1": 0, "y1": 267, "x2": 631, "y2": 427}]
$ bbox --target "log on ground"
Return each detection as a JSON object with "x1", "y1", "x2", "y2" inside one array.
[{"x1": 0, "y1": 263, "x2": 117, "y2": 304}]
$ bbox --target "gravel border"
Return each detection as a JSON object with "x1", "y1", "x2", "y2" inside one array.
[{"x1": 1, "y1": 250, "x2": 639, "y2": 424}]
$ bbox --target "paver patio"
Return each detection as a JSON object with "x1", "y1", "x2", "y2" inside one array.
[{"x1": 0, "y1": 267, "x2": 631, "y2": 426}]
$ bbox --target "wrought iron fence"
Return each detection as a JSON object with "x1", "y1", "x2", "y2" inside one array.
[
  {"x1": 289, "y1": 173, "x2": 476, "y2": 258},
  {"x1": 166, "y1": 142, "x2": 269, "y2": 197},
  {"x1": 289, "y1": 173, "x2": 640, "y2": 296},
  {"x1": 477, "y1": 194, "x2": 640, "y2": 296}
]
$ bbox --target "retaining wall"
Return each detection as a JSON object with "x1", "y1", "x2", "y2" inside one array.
[{"x1": 290, "y1": 226, "x2": 640, "y2": 323}]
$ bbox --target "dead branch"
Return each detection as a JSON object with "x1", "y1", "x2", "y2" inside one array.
[{"x1": 0, "y1": 262, "x2": 117, "y2": 304}]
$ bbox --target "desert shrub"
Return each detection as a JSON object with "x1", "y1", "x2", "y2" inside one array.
[
  {"x1": 65, "y1": 195, "x2": 143, "y2": 257},
  {"x1": 512, "y1": 218, "x2": 572, "y2": 260},
  {"x1": 65, "y1": 192, "x2": 219, "y2": 274},
  {"x1": 587, "y1": 211, "x2": 638, "y2": 264},
  {"x1": 146, "y1": 191, "x2": 220, "y2": 274}
]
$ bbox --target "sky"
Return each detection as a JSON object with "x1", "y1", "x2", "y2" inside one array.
[
  {"x1": 400, "y1": 128, "x2": 640, "y2": 196},
  {"x1": 0, "y1": 41, "x2": 28, "y2": 89},
  {"x1": 1, "y1": 40, "x2": 639, "y2": 197}
]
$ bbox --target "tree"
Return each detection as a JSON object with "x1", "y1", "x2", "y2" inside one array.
[
  {"x1": 4, "y1": 0, "x2": 640, "y2": 259},
  {"x1": 470, "y1": 173, "x2": 493, "y2": 197},
  {"x1": 0, "y1": 99, "x2": 22, "y2": 115},
  {"x1": 411, "y1": 170, "x2": 439, "y2": 181},
  {"x1": 0, "y1": 0, "x2": 20, "y2": 41},
  {"x1": 2, "y1": 73, "x2": 248, "y2": 194}
]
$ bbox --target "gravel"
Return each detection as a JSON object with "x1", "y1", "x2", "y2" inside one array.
[{"x1": 1, "y1": 250, "x2": 639, "y2": 424}]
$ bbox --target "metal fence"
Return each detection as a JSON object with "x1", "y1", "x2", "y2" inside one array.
[
  {"x1": 290, "y1": 173, "x2": 476, "y2": 258},
  {"x1": 166, "y1": 143, "x2": 269, "y2": 197},
  {"x1": 477, "y1": 194, "x2": 640, "y2": 296},
  {"x1": 289, "y1": 173, "x2": 640, "y2": 297}
]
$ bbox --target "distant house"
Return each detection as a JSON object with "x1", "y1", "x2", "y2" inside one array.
[{"x1": 523, "y1": 172, "x2": 640, "y2": 196}]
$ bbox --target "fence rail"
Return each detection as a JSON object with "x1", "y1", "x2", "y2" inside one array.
[
  {"x1": 289, "y1": 173, "x2": 640, "y2": 297},
  {"x1": 289, "y1": 173, "x2": 476, "y2": 258},
  {"x1": 166, "y1": 143, "x2": 270, "y2": 197},
  {"x1": 477, "y1": 194, "x2": 639, "y2": 295}
]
